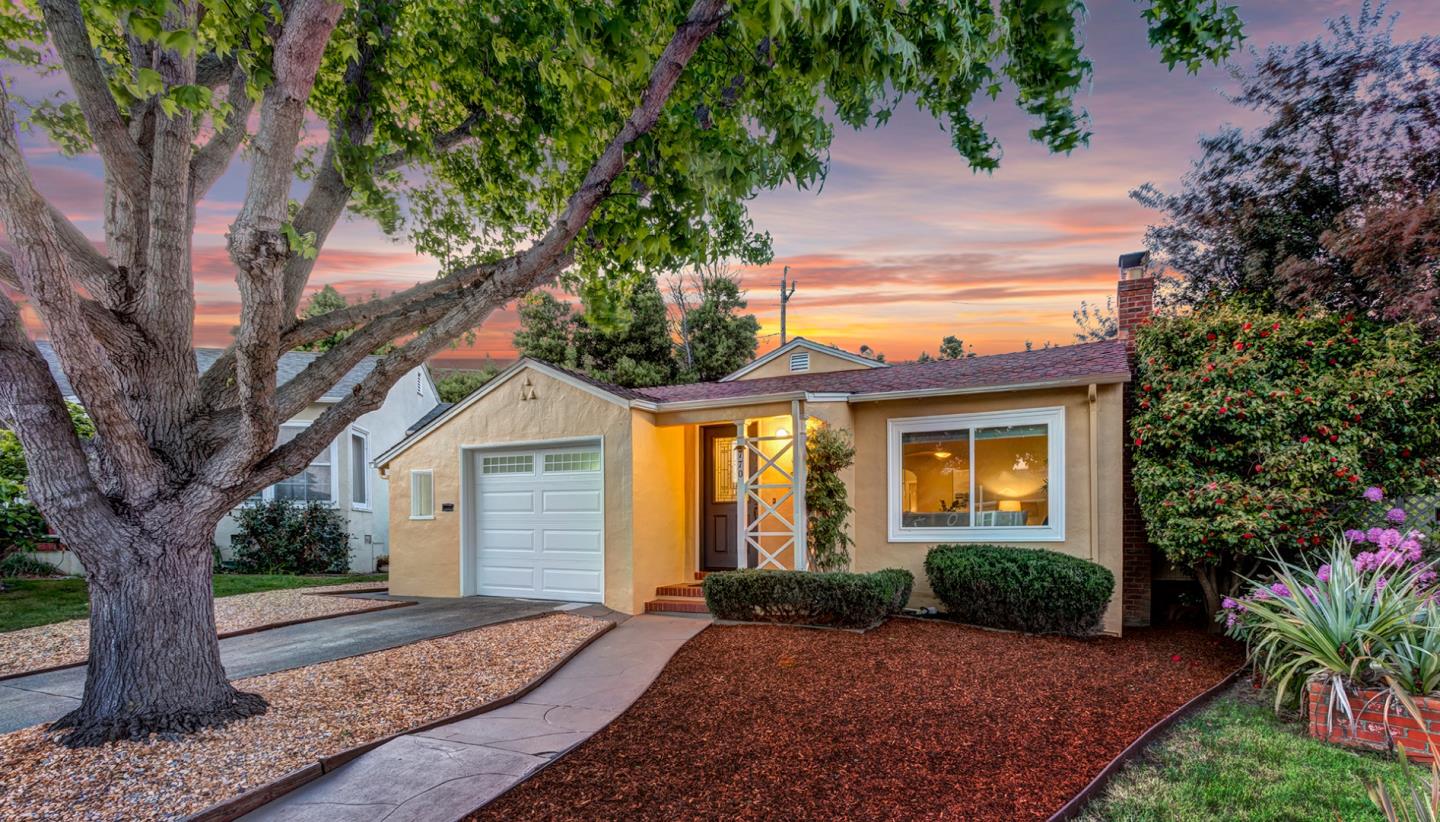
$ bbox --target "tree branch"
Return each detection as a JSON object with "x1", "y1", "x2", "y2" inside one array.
[
  {"x1": 37, "y1": 0, "x2": 152, "y2": 204},
  {"x1": 224, "y1": 0, "x2": 342, "y2": 464},
  {"x1": 191, "y1": 65, "x2": 255, "y2": 201},
  {"x1": 240, "y1": 0, "x2": 730, "y2": 492},
  {"x1": 0, "y1": 291, "x2": 130, "y2": 549},
  {"x1": 0, "y1": 80, "x2": 164, "y2": 502}
]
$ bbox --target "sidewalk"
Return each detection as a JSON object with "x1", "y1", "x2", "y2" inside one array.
[{"x1": 242, "y1": 613, "x2": 710, "y2": 822}]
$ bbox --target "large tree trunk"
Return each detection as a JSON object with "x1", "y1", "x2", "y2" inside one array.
[{"x1": 52, "y1": 530, "x2": 266, "y2": 747}]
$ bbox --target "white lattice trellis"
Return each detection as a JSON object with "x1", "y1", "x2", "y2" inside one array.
[{"x1": 734, "y1": 400, "x2": 807, "y2": 570}]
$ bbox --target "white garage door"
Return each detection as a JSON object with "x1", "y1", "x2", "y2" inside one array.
[{"x1": 473, "y1": 444, "x2": 604, "y2": 602}]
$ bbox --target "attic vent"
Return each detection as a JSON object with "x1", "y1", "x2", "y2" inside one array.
[{"x1": 789, "y1": 352, "x2": 810, "y2": 372}]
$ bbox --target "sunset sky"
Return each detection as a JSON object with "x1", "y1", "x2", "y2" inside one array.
[{"x1": 11, "y1": 1, "x2": 1440, "y2": 368}]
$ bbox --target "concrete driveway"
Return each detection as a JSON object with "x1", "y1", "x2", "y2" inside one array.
[{"x1": 0, "y1": 595, "x2": 597, "y2": 734}]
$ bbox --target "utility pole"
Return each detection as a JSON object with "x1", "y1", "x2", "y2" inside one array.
[{"x1": 779, "y1": 266, "x2": 797, "y2": 345}]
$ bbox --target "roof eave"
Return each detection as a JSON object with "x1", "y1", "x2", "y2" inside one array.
[{"x1": 844, "y1": 372, "x2": 1131, "y2": 403}]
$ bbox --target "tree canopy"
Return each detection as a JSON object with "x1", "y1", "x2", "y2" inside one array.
[{"x1": 1134, "y1": 5, "x2": 1438, "y2": 333}]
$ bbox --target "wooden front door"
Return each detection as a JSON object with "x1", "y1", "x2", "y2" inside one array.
[{"x1": 700, "y1": 425, "x2": 739, "y2": 570}]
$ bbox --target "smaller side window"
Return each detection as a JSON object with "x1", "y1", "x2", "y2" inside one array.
[
  {"x1": 350, "y1": 430, "x2": 370, "y2": 509},
  {"x1": 410, "y1": 470, "x2": 434, "y2": 519}
]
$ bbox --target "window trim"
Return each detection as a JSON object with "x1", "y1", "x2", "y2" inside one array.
[
  {"x1": 410, "y1": 469, "x2": 435, "y2": 520},
  {"x1": 886, "y1": 406, "x2": 1065, "y2": 543},
  {"x1": 349, "y1": 427, "x2": 372, "y2": 511}
]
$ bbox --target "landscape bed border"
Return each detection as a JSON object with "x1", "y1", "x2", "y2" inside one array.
[
  {"x1": 187, "y1": 612, "x2": 617, "y2": 822},
  {"x1": 1047, "y1": 663, "x2": 1248, "y2": 821},
  {"x1": 0, "y1": 588, "x2": 410, "y2": 683}
]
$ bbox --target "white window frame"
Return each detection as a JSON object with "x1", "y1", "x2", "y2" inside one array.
[
  {"x1": 410, "y1": 469, "x2": 435, "y2": 520},
  {"x1": 250, "y1": 421, "x2": 339, "y2": 505},
  {"x1": 887, "y1": 406, "x2": 1066, "y2": 543},
  {"x1": 349, "y1": 427, "x2": 372, "y2": 511}
]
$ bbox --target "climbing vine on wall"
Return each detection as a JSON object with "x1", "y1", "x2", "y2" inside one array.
[{"x1": 807, "y1": 424, "x2": 856, "y2": 573}]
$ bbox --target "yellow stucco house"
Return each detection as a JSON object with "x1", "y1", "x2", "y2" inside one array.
[{"x1": 376, "y1": 273, "x2": 1158, "y2": 635}]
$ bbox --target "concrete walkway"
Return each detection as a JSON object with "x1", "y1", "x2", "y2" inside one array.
[
  {"x1": 0, "y1": 595, "x2": 580, "y2": 734},
  {"x1": 243, "y1": 613, "x2": 710, "y2": 822}
]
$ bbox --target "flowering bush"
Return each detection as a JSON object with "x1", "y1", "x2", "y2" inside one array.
[
  {"x1": 1132, "y1": 301, "x2": 1440, "y2": 617},
  {"x1": 1224, "y1": 495, "x2": 1438, "y2": 716}
]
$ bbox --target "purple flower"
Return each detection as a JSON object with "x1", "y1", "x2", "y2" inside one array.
[
  {"x1": 1365, "y1": 486, "x2": 1386, "y2": 503},
  {"x1": 1355, "y1": 552, "x2": 1378, "y2": 572},
  {"x1": 1344, "y1": 529, "x2": 1368, "y2": 544},
  {"x1": 1270, "y1": 582, "x2": 1292, "y2": 598},
  {"x1": 1420, "y1": 571, "x2": 1438, "y2": 588},
  {"x1": 1378, "y1": 529, "x2": 1403, "y2": 550},
  {"x1": 1304, "y1": 585, "x2": 1322, "y2": 605},
  {"x1": 1402, "y1": 540, "x2": 1424, "y2": 562},
  {"x1": 1253, "y1": 586, "x2": 1272, "y2": 600},
  {"x1": 1376, "y1": 576, "x2": 1389, "y2": 592},
  {"x1": 1226, "y1": 613, "x2": 1239, "y2": 629},
  {"x1": 1387, "y1": 507, "x2": 1408, "y2": 524},
  {"x1": 1318, "y1": 564, "x2": 1332, "y2": 582},
  {"x1": 1221, "y1": 597, "x2": 1239, "y2": 610}
]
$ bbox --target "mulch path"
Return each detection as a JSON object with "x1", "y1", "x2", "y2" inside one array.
[
  {"x1": 0, "y1": 613, "x2": 605, "y2": 821},
  {"x1": 472, "y1": 618, "x2": 1243, "y2": 822}
]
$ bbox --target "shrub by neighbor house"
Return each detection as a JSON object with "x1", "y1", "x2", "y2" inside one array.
[
  {"x1": 1131, "y1": 301, "x2": 1440, "y2": 618},
  {"x1": 924, "y1": 544, "x2": 1113, "y2": 636},
  {"x1": 229, "y1": 499, "x2": 352, "y2": 575},
  {"x1": 702, "y1": 568, "x2": 913, "y2": 629}
]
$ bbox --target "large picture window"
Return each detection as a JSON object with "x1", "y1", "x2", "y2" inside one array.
[
  {"x1": 271, "y1": 423, "x2": 335, "y2": 503},
  {"x1": 888, "y1": 407, "x2": 1065, "y2": 542}
]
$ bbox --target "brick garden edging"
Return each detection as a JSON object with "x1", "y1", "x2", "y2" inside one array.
[
  {"x1": 1305, "y1": 679, "x2": 1440, "y2": 763},
  {"x1": 1047, "y1": 664, "x2": 1247, "y2": 822},
  {"x1": 187, "y1": 615, "x2": 616, "y2": 822}
]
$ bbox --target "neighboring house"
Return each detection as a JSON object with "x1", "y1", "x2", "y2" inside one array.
[
  {"x1": 375, "y1": 267, "x2": 1156, "y2": 636},
  {"x1": 31, "y1": 342, "x2": 440, "y2": 574}
]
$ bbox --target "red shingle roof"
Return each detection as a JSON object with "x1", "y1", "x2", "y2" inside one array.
[{"x1": 628, "y1": 339, "x2": 1130, "y2": 404}]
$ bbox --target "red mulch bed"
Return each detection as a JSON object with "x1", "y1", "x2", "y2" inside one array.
[{"x1": 469, "y1": 618, "x2": 1242, "y2": 821}]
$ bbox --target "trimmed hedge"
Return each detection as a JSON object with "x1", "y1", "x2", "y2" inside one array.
[
  {"x1": 924, "y1": 544, "x2": 1113, "y2": 636},
  {"x1": 702, "y1": 568, "x2": 914, "y2": 629}
]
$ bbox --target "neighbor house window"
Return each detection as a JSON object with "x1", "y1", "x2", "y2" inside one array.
[
  {"x1": 270, "y1": 423, "x2": 335, "y2": 503},
  {"x1": 350, "y1": 429, "x2": 370, "y2": 510},
  {"x1": 410, "y1": 470, "x2": 434, "y2": 519},
  {"x1": 887, "y1": 407, "x2": 1064, "y2": 542}
]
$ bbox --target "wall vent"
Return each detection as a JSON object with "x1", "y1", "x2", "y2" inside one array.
[{"x1": 789, "y1": 351, "x2": 810, "y2": 372}]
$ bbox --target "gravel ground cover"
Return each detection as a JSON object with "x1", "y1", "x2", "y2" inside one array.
[
  {"x1": 0, "y1": 612, "x2": 604, "y2": 821},
  {"x1": 473, "y1": 619, "x2": 1244, "y2": 821},
  {"x1": 0, "y1": 582, "x2": 393, "y2": 678}
]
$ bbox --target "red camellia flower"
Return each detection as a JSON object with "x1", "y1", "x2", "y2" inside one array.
[
  {"x1": 1218, "y1": 407, "x2": 1228, "y2": 415},
  {"x1": 1171, "y1": 654, "x2": 1183, "y2": 663},
  {"x1": 1243, "y1": 533, "x2": 1255, "y2": 539},
  {"x1": 1206, "y1": 332, "x2": 1217, "y2": 341},
  {"x1": 1242, "y1": 322, "x2": 1252, "y2": 331},
  {"x1": 1300, "y1": 435, "x2": 1310, "y2": 443},
  {"x1": 1235, "y1": 341, "x2": 1246, "y2": 351}
]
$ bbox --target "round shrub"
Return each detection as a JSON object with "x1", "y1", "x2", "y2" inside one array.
[
  {"x1": 924, "y1": 545, "x2": 1113, "y2": 636},
  {"x1": 229, "y1": 499, "x2": 352, "y2": 575},
  {"x1": 702, "y1": 568, "x2": 913, "y2": 629}
]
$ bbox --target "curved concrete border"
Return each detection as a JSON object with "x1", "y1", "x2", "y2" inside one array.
[
  {"x1": 188, "y1": 617, "x2": 617, "y2": 822},
  {"x1": 0, "y1": 590, "x2": 408, "y2": 683},
  {"x1": 1046, "y1": 664, "x2": 1247, "y2": 822}
]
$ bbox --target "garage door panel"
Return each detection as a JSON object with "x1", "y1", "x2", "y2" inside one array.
[
  {"x1": 541, "y1": 529, "x2": 602, "y2": 554},
  {"x1": 474, "y1": 444, "x2": 603, "y2": 603},
  {"x1": 480, "y1": 528, "x2": 535, "y2": 550},
  {"x1": 539, "y1": 568, "x2": 602, "y2": 596},
  {"x1": 481, "y1": 489, "x2": 536, "y2": 513},
  {"x1": 541, "y1": 489, "x2": 601, "y2": 513}
]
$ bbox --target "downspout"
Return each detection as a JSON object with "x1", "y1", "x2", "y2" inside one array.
[{"x1": 1088, "y1": 384, "x2": 1099, "y2": 562}]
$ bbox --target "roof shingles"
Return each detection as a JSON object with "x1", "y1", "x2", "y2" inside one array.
[{"x1": 629, "y1": 339, "x2": 1130, "y2": 404}]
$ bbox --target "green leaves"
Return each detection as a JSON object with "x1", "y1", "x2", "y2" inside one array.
[{"x1": 1131, "y1": 301, "x2": 1440, "y2": 577}]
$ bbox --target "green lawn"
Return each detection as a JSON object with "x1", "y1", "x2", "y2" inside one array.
[
  {"x1": 0, "y1": 573, "x2": 387, "y2": 633},
  {"x1": 1079, "y1": 684, "x2": 1410, "y2": 821}
]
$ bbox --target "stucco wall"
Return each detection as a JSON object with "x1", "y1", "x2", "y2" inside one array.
[
  {"x1": 629, "y1": 413, "x2": 687, "y2": 611},
  {"x1": 737, "y1": 346, "x2": 876, "y2": 380},
  {"x1": 847, "y1": 384, "x2": 1127, "y2": 634},
  {"x1": 383, "y1": 367, "x2": 635, "y2": 608}
]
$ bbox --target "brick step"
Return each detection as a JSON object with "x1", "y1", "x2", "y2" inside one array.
[
  {"x1": 654, "y1": 583, "x2": 704, "y2": 598},
  {"x1": 644, "y1": 596, "x2": 710, "y2": 615},
  {"x1": 693, "y1": 570, "x2": 710, "y2": 581}
]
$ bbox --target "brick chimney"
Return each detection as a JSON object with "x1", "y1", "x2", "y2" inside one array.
[
  {"x1": 1116, "y1": 250, "x2": 1155, "y2": 343},
  {"x1": 1117, "y1": 251, "x2": 1154, "y2": 628}
]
